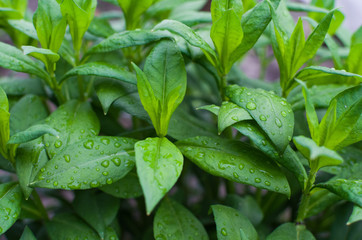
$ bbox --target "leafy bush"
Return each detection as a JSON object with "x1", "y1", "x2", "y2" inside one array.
[{"x1": 0, "y1": 0, "x2": 361, "y2": 239}]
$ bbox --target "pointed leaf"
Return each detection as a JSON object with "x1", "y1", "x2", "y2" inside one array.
[
  {"x1": 218, "y1": 101, "x2": 252, "y2": 134},
  {"x1": 347, "y1": 206, "x2": 362, "y2": 225},
  {"x1": 266, "y1": 223, "x2": 315, "y2": 240},
  {"x1": 32, "y1": 136, "x2": 136, "y2": 190},
  {"x1": 0, "y1": 182, "x2": 23, "y2": 234},
  {"x1": 8, "y1": 124, "x2": 58, "y2": 144},
  {"x1": 100, "y1": 171, "x2": 143, "y2": 199},
  {"x1": 135, "y1": 137, "x2": 183, "y2": 214},
  {"x1": 154, "y1": 198, "x2": 209, "y2": 240},
  {"x1": 20, "y1": 226, "x2": 36, "y2": 240}
]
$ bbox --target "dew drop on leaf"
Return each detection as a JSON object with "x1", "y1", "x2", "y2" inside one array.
[
  {"x1": 259, "y1": 115, "x2": 267, "y2": 121},
  {"x1": 102, "y1": 171, "x2": 109, "y2": 176},
  {"x1": 265, "y1": 181, "x2": 271, "y2": 186},
  {"x1": 281, "y1": 111, "x2": 287, "y2": 117},
  {"x1": 231, "y1": 116, "x2": 238, "y2": 121},
  {"x1": 101, "y1": 160, "x2": 110, "y2": 168},
  {"x1": 83, "y1": 140, "x2": 94, "y2": 149},
  {"x1": 112, "y1": 157, "x2": 121, "y2": 166},
  {"x1": 275, "y1": 118, "x2": 282, "y2": 128},
  {"x1": 238, "y1": 164, "x2": 244, "y2": 170},
  {"x1": 255, "y1": 178, "x2": 261, "y2": 183},
  {"x1": 54, "y1": 140, "x2": 62, "y2": 148},
  {"x1": 64, "y1": 155, "x2": 70, "y2": 163},
  {"x1": 249, "y1": 169, "x2": 255, "y2": 173},
  {"x1": 221, "y1": 228, "x2": 228, "y2": 236},
  {"x1": 246, "y1": 102, "x2": 256, "y2": 110}
]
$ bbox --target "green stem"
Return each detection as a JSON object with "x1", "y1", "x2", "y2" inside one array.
[
  {"x1": 49, "y1": 69, "x2": 65, "y2": 104},
  {"x1": 296, "y1": 167, "x2": 317, "y2": 223},
  {"x1": 75, "y1": 51, "x2": 85, "y2": 101},
  {"x1": 219, "y1": 75, "x2": 227, "y2": 101}
]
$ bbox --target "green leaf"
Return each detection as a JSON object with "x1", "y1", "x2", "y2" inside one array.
[
  {"x1": 8, "y1": 19, "x2": 39, "y2": 40},
  {"x1": 135, "y1": 137, "x2": 183, "y2": 214},
  {"x1": 0, "y1": 182, "x2": 23, "y2": 234},
  {"x1": 226, "y1": 85, "x2": 294, "y2": 153},
  {"x1": 286, "y1": 18, "x2": 305, "y2": 75},
  {"x1": 319, "y1": 85, "x2": 362, "y2": 149},
  {"x1": 232, "y1": 121, "x2": 307, "y2": 188},
  {"x1": 87, "y1": 30, "x2": 170, "y2": 55},
  {"x1": 32, "y1": 136, "x2": 136, "y2": 190},
  {"x1": 60, "y1": 62, "x2": 136, "y2": 85},
  {"x1": 22, "y1": 46, "x2": 60, "y2": 71},
  {"x1": 88, "y1": 16, "x2": 115, "y2": 38},
  {"x1": 33, "y1": 0, "x2": 67, "y2": 52},
  {"x1": 153, "y1": 20, "x2": 218, "y2": 66},
  {"x1": 60, "y1": 0, "x2": 97, "y2": 52},
  {"x1": 176, "y1": 136, "x2": 290, "y2": 196},
  {"x1": 218, "y1": 101, "x2": 252, "y2": 134},
  {"x1": 134, "y1": 40, "x2": 187, "y2": 137},
  {"x1": 73, "y1": 191, "x2": 120, "y2": 239},
  {"x1": 348, "y1": 206, "x2": 362, "y2": 225},
  {"x1": 154, "y1": 198, "x2": 209, "y2": 240},
  {"x1": 304, "y1": 188, "x2": 340, "y2": 219},
  {"x1": 316, "y1": 179, "x2": 362, "y2": 208},
  {"x1": 266, "y1": 222, "x2": 315, "y2": 240},
  {"x1": 346, "y1": 26, "x2": 362, "y2": 75},
  {"x1": 100, "y1": 171, "x2": 143, "y2": 199},
  {"x1": 295, "y1": 79, "x2": 319, "y2": 142},
  {"x1": 46, "y1": 213, "x2": 99, "y2": 240},
  {"x1": 8, "y1": 124, "x2": 58, "y2": 144},
  {"x1": 197, "y1": 104, "x2": 220, "y2": 115},
  {"x1": 20, "y1": 226, "x2": 36, "y2": 240},
  {"x1": 43, "y1": 100, "x2": 100, "y2": 158},
  {"x1": 10, "y1": 95, "x2": 48, "y2": 135},
  {"x1": 293, "y1": 136, "x2": 343, "y2": 170},
  {"x1": 225, "y1": 194, "x2": 264, "y2": 226},
  {"x1": 210, "y1": 0, "x2": 243, "y2": 74},
  {"x1": 0, "y1": 87, "x2": 10, "y2": 158},
  {"x1": 212, "y1": 204, "x2": 257, "y2": 240},
  {"x1": 16, "y1": 137, "x2": 48, "y2": 199},
  {"x1": 0, "y1": 42, "x2": 50, "y2": 82},
  {"x1": 0, "y1": 78, "x2": 45, "y2": 96},
  {"x1": 117, "y1": 0, "x2": 156, "y2": 29}
]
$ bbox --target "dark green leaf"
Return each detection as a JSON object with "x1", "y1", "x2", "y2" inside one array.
[
  {"x1": 0, "y1": 182, "x2": 23, "y2": 234},
  {"x1": 218, "y1": 101, "x2": 252, "y2": 134},
  {"x1": 176, "y1": 136, "x2": 290, "y2": 196},
  {"x1": 266, "y1": 222, "x2": 315, "y2": 240},
  {"x1": 88, "y1": 16, "x2": 115, "y2": 38},
  {"x1": 316, "y1": 179, "x2": 362, "y2": 207},
  {"x1": 0, "y1": 78, "x2": 45, "y2": 96},
  {"x1": 60, "y1": 62, "x2": 136, "y2": 85},
  {"x1": 32, "y1": 136, "x2": 136, "y2": 190},
  {"x1": 154, "y1": 198, "x2": 209, "y2": 240},
  {"x1": 20, "y1": 226, "x2": 36, "y2": 240},
  {"x1": 226, "y1": 85, "x2": 294, "y2": 153},
  {"x1": 348, "y1": 206, "x2": 362, "y2": 225},
  {"x1": 43, "y1": 100, "x2": 100, "y2": 158},
  {"x1": 135, "y1": 137, "x2": 183, "y2": 214},
  {"x1": 46, "y1": 213, "x2": 99, "y2": 240},
  {"x1": 212, "y1": 204, "x2": 257, "y2": 240},
  {"x1": 346, "y1": 26, "x2": 362, "y2": 75},
  {"x1": 74, "y1": 191, "x2": 120, "y2": 239},
  {"x1": 304, "y1": 188, "x2": 340, "y2": 219},
  {"x1": 100, "y1": 171, "x2": 143, "y2": 199}
]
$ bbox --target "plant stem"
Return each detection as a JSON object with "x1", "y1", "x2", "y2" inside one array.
[
  {"x1": 75, "y1": 51, "x2": 85, "y2": 101},
  {"x1": 219, "y1": 75, "x2": 227, "y2": 101},
  {"x1": 296, "y1": 167, "x2": 317, "y2": 223}
]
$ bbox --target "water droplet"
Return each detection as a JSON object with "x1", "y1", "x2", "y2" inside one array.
[
  {"x1": 114, "y1": 142, "x2": 121, "y2": 148},
  {"x1": 231, "y1": 116, "x2": 238, "y2": 121},
  {"x1": 275, "y1": 187, "x2": 280, "y2": 191},
  {"x1": 64, "y1": 155, "x2": 70, "y2": 163},
  {"x1": 246, "y1": 92, "x2": 251, "y2": 96},
  {"x1": 101, "y1": 138, "x2": 110, "y2": 145},
  {"x1": 265, "y1": 181, "x2": 271, "y2": 186},
  {"x1": 83, "y1": 140, "x2": 94, "y2": 149},
  {"x1": 96, "y1": 168, "x2": 100, "y2": 172},
  {"x1": 233, "y1": 172, "x2": 239, "y2": 178},
  {"x1": 90, "y1": 181, "x2": 99, "y2": 188},
  {"x1": 46, "y1": 180, "x2": 50, "y2": 183},
  {"x1": 249, "y1": 169, "x2": 255, "y2": 173},
  {"x1": 246, "y1": 102, "x2": 256, "y2": 110},
  {"x1": 106, "y1": 178, "x2": 113, "y2": 184},
  {"x1": 101, "y1": 160, "x2": 110, "y2": 168},
  {"x1": 261, "y1": 140, "x2": 267, "y2": 146},
  {"x1": 238, "y1": 164, "x2": 244, "y2": 170},
  {"x1": 281, "y1": 100, "x2": 287, "y2": 106},
  {"x1": 196, "y1": 152, "x2": 205, "y2": 159},
  {"x1": 80, "y1": 129, "x2": 85, "y2": 133},
  {"x1": 102, "y1": 171, "x2": 109, "y2": 176},
  {"x1": 112, "y1": 157, "x2": 121, "y2": 166},
  {"x1": 275, "y1": 118, "x2": 282, "y2": 128},
  {"x1": 259, "y1": 115, "x2": 267, "y2": 121},
  {"x1": 221, "y1": 228, "x2": 228, "y2": 236},
  {"x1": 255, "y1": 178, "x2": 261, "y2": 183},
  {"x1": 201, "y1": 140, "x2": 208, "y2": 145},
  {"x1": 40, "y1": 168, "x2": 45, "y2": 172},
  {"x1": 54, "y1": 165, "x2": 58, "y2": 169},
  {"x1": 53, "y1": 181, "x2": 58, "y2": 187},
  {"x1": 281, "y1": 111, "x2": 287, "y2": 117},
  {"x1": 54, "y1": 140, "x2": 63, "y2": 148}
]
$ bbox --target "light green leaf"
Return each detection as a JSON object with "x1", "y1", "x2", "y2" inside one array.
[
  {"x1": 32, "y1": 136, "x2": 136, "y2": 190},
  {"x1": 61, "y1": 0, "x2": 97, "y2": 52},
  {"x1": 197, "y1": 104, "x2": 220, "y2": 115},
  {"x1": 347, "y1": 206, "x2": 362, "y2": 225},
  {"x1": 319, "y1": 85, "x2": 362, "y2": 149},
  {"x1": 8, "y1": 124, "x2": 58, "y2": 144},
  {"x1": 33, "y1": 0, "x2": 67, "y2": 52},
  {"x1": 0, "y1": 182, "x2": 23, "y2": 234},
  {"x1": 43, "y1": 100, "x2": 100, "y2": 158},
  {"x1": 60, "y1": 62, "x2": 136, "y2": 85},
  {"x1": 212, "y1": 204, "x2": 257, "y2": 240},
  {"x1": 316, "y1": 179, "x2": 362, "y2": 207},
  {"x1": 293, "y1": 136, "x2": 343, "y2": 170},
  {"x1": 211, "y1": 0, "x2": 243, "y2": 21},
  {"x1": 134, "y1": 40, "x2": 187, "y2": 137},
  {"x1": 46, "y1": 213, "x2": 99, "y2": 240},
  {"x1": 0, "y1": 42, "x2": 50, "y2": 82},
  {"x1": 87, "y1": 30, "x2": 170, "y2": 55},
  {"x1": 20, "y1": 226, "x2": 37, "y2": 240},
  {"x1": 346, "y1": 26, "x2": 362, "y2": 75},
  {"x1": 0, "y1": 86, "x2": 9, "y2": 112},
  {"x1": 176, "y1": 136, "x2": 290, "y2": 196},
  {"x1": 100, "y1": 171, "x2": 143, "y2": 199},
  {"x1": 73, "y1": 191, "x2": 120, "y2": 239},
  {"x1": 295, "y1": 79, "x2": 319, "y2": 142},
  {"x1": 154, "y1": 198, "x2": 209, "y2": 240},
  {"x1": 0, "y1": 87, "x2": 10, "y2": 158},
  {"x1": 117, "y1": 0, "x2": 156, "y2": 29},
  {"x1": 22, "y1": 46, "x2": 60, "y2": 66},
  {"x1": 153, "y1": 20, "x2": 218, "y2": 66},
  {"x1": 135, "y1": 137, "x2": 183, "y2": 214},
  {"x1": 286, "y1": 18, "x2": 305, "y2": 75},
  {"x1": 218, "y1": 101, "x2": 252, "y2": 134},
  {"x1": 266, "y1": 223, "x2": 315, "y2": 240},
  {"x1": 226, "y1": 85, "x2": 294, "y2": 153},
  {"x1": 16, "y1": 138, "x2": 48, "y2": 199},
  {"x1": 8, "y1": 19, "x2": 39, "y2": 40}
]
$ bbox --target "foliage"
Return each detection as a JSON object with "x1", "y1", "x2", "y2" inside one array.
[{"x1": 0, "y1": 0, "x2": 361, "y2": 239}]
